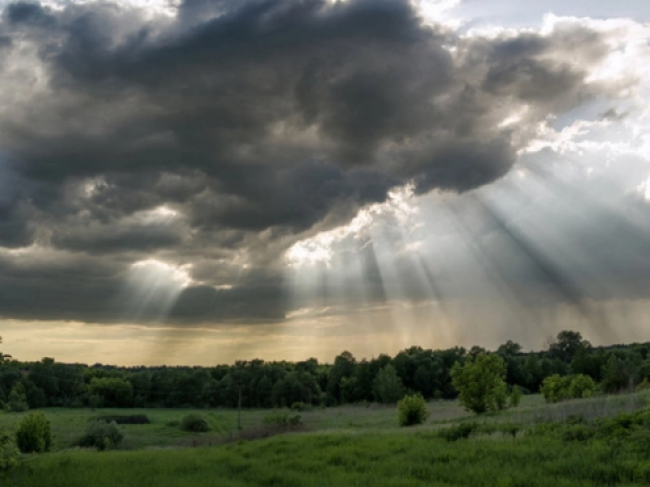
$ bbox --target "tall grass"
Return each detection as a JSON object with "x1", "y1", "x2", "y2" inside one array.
[
  {"x1": 1, "y1": 392, "x2": 650, "y2": 486},
  {"x1": 502, "y1": 390, "x2": 650, "y2": 425},
  {"x1": 4, "y1": 429, "x2": 649, "y2": 486}
]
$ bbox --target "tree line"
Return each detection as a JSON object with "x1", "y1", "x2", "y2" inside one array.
[{"x1": 1, "y1": 331, "x2": 649, "y2": 411}]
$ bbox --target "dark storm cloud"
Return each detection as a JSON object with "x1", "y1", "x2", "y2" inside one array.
[{"x1": 0, "y1": 0, "x2": 615, "y2": 323}]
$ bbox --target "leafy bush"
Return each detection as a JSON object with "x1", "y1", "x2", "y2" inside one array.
[
  {"x1": 0, "y1": 426, "x2": 19, "y2": 471},
  {"x1": 594, "y1": 410, "x2": 650, "y2": 439},
  {"x1": 180, "y1": 414, "x2": 209, "y2": 432},
  {"x1": 291, "y1": 402, "x2": 308, "y2": 411},
  {"x1": 79, "y1": 420, "x2": 124, "y2": 451},
  {"x1": 541, "y1": 374, "x2": 595, "y2": 403},
  {"x1": 439, "y1": 422, "x2": 477, "y2": 441},
  {"x1": 636, "y1": 378, "x2": 650, "y2": 392},
  {"x1": 94, "y1": 415, "x2": 150, "y2": 425},
  {"x1": 569, "y1": 374, "x2": 596, "y2": 399},
  {"x1": 15, "y1": 412, "x2": 53, "y2": 453},
  {"x1": 509, "y1": 385, "x2": 521, "y2": 407},
  {"x1": 451, "y1": 354, "x2": 507, "y2": 414},
  {"x1": 397, "y1": 393, "x2": 429, "y2": 427},
  {"x1": 541, "y1": 374, "x2": 569, "y2": 403}
]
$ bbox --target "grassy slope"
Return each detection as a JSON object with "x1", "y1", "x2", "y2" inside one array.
[
  {"x1": 2, "y1": 393, "x2": 650, "y2": 486},
  {"x1": 4, "y1": 431, "x2": 647, "y2": 487},
  {"x1": 0, "y1": 399, "x2": 474, "y2": 450}
]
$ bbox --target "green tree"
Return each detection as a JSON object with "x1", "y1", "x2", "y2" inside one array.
[
  {"x1": 89, "y1": 394, "x2": 101, "y2": 411},
  {"x1": 497, "y1": 340, "x2": 522, "y2": 356},
  {"x1": 339, "y1": 376, "x2": 357, "y2": 404},
  {"x1": 413, "y1": 364, "x2": 434, "y2": 398},
  {"x1": 548, "y1": 331, "x2": 591, "y2": 363},
  {"x1": 256, "y1": 375, "x2": 273, "y2": 408},
  {"x1": 372, "y1": 364, "x2": 404, "y2": 404},
  {"x1": 570, "y1": 347, "x2": 604, "y2": 381},
  {"x1": 451, "y1": 353, "x2": 507, "y2": 414},
  {"x1": 29, "y1": 358, "x2": 59, "y2": 404},
  {"x1": 326, "y1": 351, "x2": 356, "y2": 404},
  {"x1": 89, "y1": 378, "x2": 133, "y2": 407},
  {"x1": 509, "y1": 385, "x2": 522, "y2": 407},
  {"x1": 601, "y1": 354, "x2": 638, "y2": 393},
  {"x1": 6, "y1": 383, "x2": 28, "y2": 412},
  {"x1": 23, "y1": 380, "x2": 47, "y2": 408},
  {"x1": 353, "y1": 360, "x2": 374, "y2": 402},
  {"x1": 523, "y1": 354, "x2": 543, "y2": 391},
  {"x1": 0, "y1": 336, "x2": 11, "y2": 363}
]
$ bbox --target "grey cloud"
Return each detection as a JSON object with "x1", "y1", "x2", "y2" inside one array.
[{"x1": 0, "y1": 0, "x2": 620, "y2": 324}]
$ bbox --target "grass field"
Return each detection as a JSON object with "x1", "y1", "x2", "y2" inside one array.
[{"x1": 1, "y1": 392, "x2": 650, "y2": 486}]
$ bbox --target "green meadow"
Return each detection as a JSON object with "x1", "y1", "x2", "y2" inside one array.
[{"x1": 2, "y1": 392, "x2": 650, "y2": 486}]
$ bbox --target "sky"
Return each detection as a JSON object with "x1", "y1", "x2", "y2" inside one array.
[{"x1": 0, "y1": 0, "x2": 649, "y2": 365}]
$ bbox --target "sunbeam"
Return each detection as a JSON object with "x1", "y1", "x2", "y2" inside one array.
[{"x1": 119, "y1": 259, "x2": 192, "y2": 322}]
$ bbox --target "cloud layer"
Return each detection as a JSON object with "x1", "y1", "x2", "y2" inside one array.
[{"x1": 0, "y1": 0, "x2": 641, "y2": 326}]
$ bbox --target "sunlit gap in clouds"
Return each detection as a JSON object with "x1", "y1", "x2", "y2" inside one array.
[
  {"x1": 119, "y1": 258, "x2": 193, "y2": 322},
  {"x1": 283, "y1": 186, "x2": 459, "y2": 357},
  {"x1": 283, "y1": 122, "x2": 650, "y2": 357},
  {"x1": 277, "y1": 9, "x2": 650, "y2": 357},
  {"x1": 110, "y1": 204, "x2": 192, "y2": 324}
]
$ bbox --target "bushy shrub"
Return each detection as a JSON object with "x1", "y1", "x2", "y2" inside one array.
[
  {"x1": 636, "y1": 378, "x2": 650, "y2": 392},
  {"x1": 569, "y1": 374, "x2": 596, "y2": 399},
  {"x1": 439, "y1": 422, "x2": 477, "y2": 441},
  {"x1": 0, "y1": 427, "x2": 19, "y2": 471},
  {"x1": 291, "y1": 402, "x2": 308, "y2": 411},
  {"x1": 542, "y1": 374, "x2": 595, "y2": 403},
  {"x1": 15, "y1": 412, "x2": 53, "y2": 453},
  {"x1": 397, "y1": 393, "x2": 429, "y2": 427},
  {"x1": 594, "y1": 410, "x2": 650, "y2": 439},
  {"x1": 540, "y1": 375, "x2": 571, "y2": 403},
  {"x1": 180, "y1": 414, "x2": 209, "y2": 432},
  {"x1": 79, "y1": 420, "x2": 123, "y2": 451},
  {"x1": 509, "y1": 385, "x2": 522, "y2": 407}
]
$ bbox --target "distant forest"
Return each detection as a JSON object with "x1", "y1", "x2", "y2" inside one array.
[{"x1": 1, "y1": 331, "x2": 648, "y2": 410}]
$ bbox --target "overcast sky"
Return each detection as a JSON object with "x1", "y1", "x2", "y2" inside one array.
[{"x1": 1, "y1": 0, "x2": 649, "y2": 365}]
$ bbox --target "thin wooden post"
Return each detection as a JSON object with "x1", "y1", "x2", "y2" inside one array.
[{"x1": 237, "y1": 382, "x2": 242, "y2": 430}]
